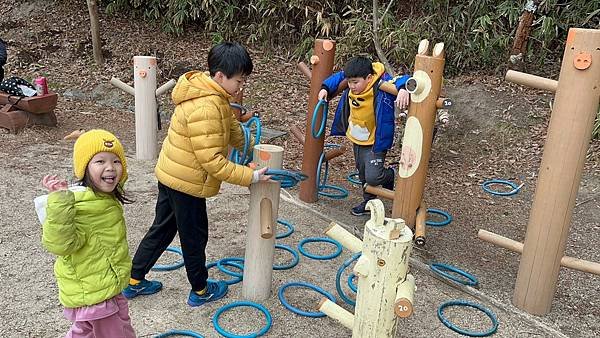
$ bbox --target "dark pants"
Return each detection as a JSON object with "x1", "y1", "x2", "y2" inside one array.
[
  {"x1": 353, "y1": 144, "x2": 395, "y2": 201},
  {"x1": 131, "y1": 182, "x2": 209, "y2": 291}
]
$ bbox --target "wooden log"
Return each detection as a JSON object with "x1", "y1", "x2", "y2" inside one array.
[
  {"x1": 352, "y1": 199, "x2": 414, "y2": 338},
  {"x1": 364, "y1": 185, "x2": 394, "y2": 200},
  {"x1": 298, "y1": 62, "x2": 312, "y2": 79},
  {"x1": 133, "y1": 56, "x2": 159, "y2": 160},
  {"x1": 242, "y1": 144, "x2": 284, "y2": 301},
  {"x1": 110, "y1": 77, "x2": 135, "y2": 96},
  {"x1": 478, "y1": 229, "x2": 600, "y2": 275},
  {"x1": 324, "y1": 222, "x2": 362, "y2": 253},
  {"x1": 436, "y1": 98, "x2": 452, "y2": 109},
  {"x1": 414, "y1": 201, "x2": 426, "y2": 246},
  {"x1": 394, "y1": 273, "x2": 416, "y2": 318},
  {"x1": 299, "y1": 39, "x2": 336, "y2": 203},
  {"x1": 513, "y1": 28, "x2": 600, "y2": 315},
  {"x1": 156, "y1": 79, "x2": 176, "y2": 97},
  {"x1": 505, "y1": 70, "x2": 557, "y2": 92},
  {"x1": 86, "y1": 0, "x2": 104, "y2": 65},
  {"x1": 392, "y1": 40, "x2": 445, "y2": 228},
  {"x1": 318, "y1": 298, "x2": 354, "y2": 330},
  {"x1": 0, "y1": 92, "x2": 58, "y2": 114},
  {"x1": 324, "y1": 145, "x2": 346, "y2": 162},
  {"x1": 260, "y1": 198, "x2": 273, "y2": 239},
  {"x1": 290, "y1": 125, "x2": 305, "y2": 145},
  {"x1": 510, "y1": 1, "x2": 539, "y2": 60}
]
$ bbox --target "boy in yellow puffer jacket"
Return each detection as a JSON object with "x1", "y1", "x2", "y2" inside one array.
[{"x1": 123, "y1": 42, "x2": 270, "y2": 307}]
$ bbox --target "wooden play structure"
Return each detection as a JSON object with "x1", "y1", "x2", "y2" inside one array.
[
  {"x1": 319, "y1": 199, "x2": 415, "y2": 337},
  {"x1": 479, "y1": 28, "x2": 600, "y2": 315},
  {"x1": 365, "y1": 39, "x2": 449, "y2": 246},
  {"x1": 111, "y1": 56, "x2": 176, "y2": 160},
  {"x1": 0, "y1": 92, "x2": 58, "y2": 133},
  {"x1": 242, "y1": 144, "x2": 284, "y2": 301}
]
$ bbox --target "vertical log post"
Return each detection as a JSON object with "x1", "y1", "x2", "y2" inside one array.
[
  {"x1": 513, "y1": 28, "x2": 600, "y2": 315},
  {"x1": 86, "y1": 0, "x2": 104, "y2": 66},
  {"x1": 299, "y1": 39, "x2": 336, "y2": 203},
  {"x1": 242, "y1": 144, "x2": 284, "y2": 301},
  {"x1": 392, "y1": 40, "x2": 445, "y2": 237}
]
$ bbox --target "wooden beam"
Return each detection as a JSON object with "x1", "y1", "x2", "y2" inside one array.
[
  {"x1": 365, "y1": 185, "x2": 394, "y2": 200},
  {"x1": 505, "y1": 70, "x2": 557, "y2": 92}
]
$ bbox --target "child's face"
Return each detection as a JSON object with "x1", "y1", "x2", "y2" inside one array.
[
  {"x1": 87, "y1": 152, "x2": 123, "y2": 193},
  {"x1": 214, "y1": 71, "x2": 246, "y2": 96},
  {"x1": 348, "y1": 74, "x2": 373, "y2": 95}
]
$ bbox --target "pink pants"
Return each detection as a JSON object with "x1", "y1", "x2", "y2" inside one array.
[{"x1": 64, "y1": 294, "x2": 136, "y2": 338}]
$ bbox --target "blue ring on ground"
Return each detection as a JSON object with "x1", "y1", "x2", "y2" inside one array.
[
  {"x1": 273, "y1": 244, "x2": 300, "y2": 270},
  {"x1": 154, "y1": 329, "x2": 205, "y2": 338},
  {"x1": 347, "y1": 273, "x2": 357, "y2": 293},
  {"x1": 298, "y1": 237, "x2": 343, "y2": 260},
  {"x1": 347, "y1": 172, "x2": 361, "y2": 185},
  {"x1": 217, "y1": 257, "x2": 245, "y2": 278},
  {"x1": 207, "y1": 261, "x2": 243, "y2": 285},
  {"x1": 318, "y1": 184, "x2": 349, "y2": 199},
  {"x1": 335, "y1": 252, "x2": 361, "y2": 306},
  {"x1": 276, "y1": 219, "x2": 294, "y2": 239},
  {"x1": 481, "y1": 179, "x2": 521, "y2": 196},
  {"x1": 430, "y1": 263, "x2": 478, "y2": 286},
  {"x1": 278, "y1": 281, "x2": 336, "y2": 317},
  {"x1": 437, "y1": 300, "x2": 499, "y2": 337},
  {"x1": 151, "y1": 246, "x2": 185, "y2": 271},
  {"x1": 212, "y1": 301, "x2": 272, "y2": 338},
  {"x1": 426, "y1": 208, "x2": 453, "y2": 227},
  {"x1": 316, "y1": 151, "x2": 348, "y2": 199}
]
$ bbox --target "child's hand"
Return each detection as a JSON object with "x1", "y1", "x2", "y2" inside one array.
[
  {"x1": 318, "y1": 89, "x2": 328, "y2": 101},
  {"x1": 395, "y1": 89, "x2": 410, "y2": 110},
  {"x1": 252, "y1": 167, "x2": 272, "y2": 183},
  {"x1": 42, "y1": 175, "x2": 68, "y2": 192}
]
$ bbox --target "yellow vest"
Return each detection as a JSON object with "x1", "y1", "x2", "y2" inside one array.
[{"x1": 346, "y1": 63, "x2": 385, "y2": 145}]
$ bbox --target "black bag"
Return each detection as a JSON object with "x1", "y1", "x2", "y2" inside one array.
[{"x1": 0, "y1": 76, "x2": 36, "y2": 97}]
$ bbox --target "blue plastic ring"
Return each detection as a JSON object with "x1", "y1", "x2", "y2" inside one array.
[
  {"x1": 311, "y1": 99, "x2": 328, "y2": 138},
  {"x1": 347, "y1": 172, "x2": 362, "y2": 185},
  {"x1": 347, "y1": 273, "x2": 358, "y2": 293},
  {"x1": 318, "y1": 184, "x2": 349, "y2": 199},
  {"x1": 276, "y1": 219, "x2": 295, "y2": 239},
  {"x1": 207, "y1": 261, "x2": 243, "y2": 285},
  {"x1": 273, "y1": 244, "x2": 300, "y2": 270},
  {"x1": 426, "y1": 208, "x2": 453, "y2": 227},
  {"x1": 151, "y1": 246, "x2": 185, "y2": 271},
  {"x1": 335, "y1": 253, "x2": 361, "y2": 306},
  {"x1": 482, "y1": 179, "x2": 521, "y2": 196},
  {"x1": 298, "y1": 237, "x2": 343, "y2": 260},
  {"x1": 212, "y1": 301, "x2": 272, "y2": 338},
  {"x1": 278, "y1": 281, "x2": 336, "y2": 317},
  {"x1": 438, "y1": 300, "x2": 498, "y2": 337},
  {"x1": 430, "y1": 263, "x2": 478, "y2": 286},
  {"x1": 217, "y1": 257, "x2": 245, "y2": 278},
  {"x1": 154, "y1": 329, "x2": 205, "y2": 338}
]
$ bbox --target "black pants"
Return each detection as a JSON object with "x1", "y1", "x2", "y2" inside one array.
[
  {"x1": 131, "y1": 182, "x2": 209, "y2": 291},
  {"x1": 353, "y1": 144, "x2": 395, "y2": 201}
]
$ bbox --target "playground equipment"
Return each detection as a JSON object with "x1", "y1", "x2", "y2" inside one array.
[
  {"x1": 365, "y1": 39, "x2": 450, "y2": 246},
  {"x1": 242, "y1": 144, "x2": 284, "y2": 301},
  {"x1": 479, "y1": 28, "x2": 600, "y2": 315},
  {"x1": 319, "y1": 199, "x2": 415, "y2": 338},
  {"x1": 110, "y1": 56, "x2": 176, "y2": 160},
  {"x1": 0, "y1": 92, "x2": 58, "y2": 133}
]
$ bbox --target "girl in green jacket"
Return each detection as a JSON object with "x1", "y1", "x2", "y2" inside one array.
[{"x1": 41, "y1": 129, "x2": 135, "y2": 338}]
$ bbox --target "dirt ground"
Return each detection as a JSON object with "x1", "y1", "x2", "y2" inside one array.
[{"x1": 1, "y1": 1, "x2": 599, "y2": 337}]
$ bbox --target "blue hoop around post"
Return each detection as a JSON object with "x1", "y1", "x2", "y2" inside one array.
[
  {"x1": 298, "y1": 237, "x2": 343, "y2": 260},
  {"x1": 311, "y1": 99, "x2": 328, "y2": 138},
  {"x1": 437, "y1": 300, "x2": 498, "y2": 337},
  {"x1": 206, "y1": 260, "x2": 243, "y2": 285},
  {"x1": 430, "y1": 263, "x2": 478, "y2": 286},
  {"x1": 426, "y1": 208, "x2": 453, "y2": 227},
  {"x1": 481, "y1": 179, "x2": 522, "y2": 196},
  {"x1": 316, "y1": 151, "x2": 349, "y2": 199},
  {"x1": 154, "y1": 329, "x2": 205, "y2": 338},
  {"x1": 335, "y1": 252, "x2": 361, "y2": 306},
  {"x1": 212, "y1": 301, "x2": 272, "y2": 338},
  {"x1": 217, "y1": 257, "x2": 245, "y2": 278},
  {"x1": 278, "y1": 281, "x2": 336, "y2": 317},
  {"x1": 151, "y1": 246, "x2": 185, "y2": 271},
  {"x1": 276, "y1": 219, "x2": 294, "y2": 239},
  {"x1": 266, "y1": 169, "x2": 307, "y2": 188},
  {"x1": 273, "y1": 244, "x2": 300, "y2": 270}
]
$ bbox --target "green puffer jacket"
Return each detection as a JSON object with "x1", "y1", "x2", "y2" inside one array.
[{"x1": 42, "y1": 188, "x2": 131, "y2": 308}]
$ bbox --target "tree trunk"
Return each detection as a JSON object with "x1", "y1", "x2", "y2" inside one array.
[
  {"x1": 86, "y1": 0, "x2": 104, "y2": 66},
  {"x1": 372, "y1": 0, "x2": 394, "y2": 75},
  {"x1": 509, "y1": 0, "x2": 540, "y2": 64}
]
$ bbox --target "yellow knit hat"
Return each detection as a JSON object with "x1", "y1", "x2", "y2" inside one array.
[{"x1": 73, "y1": 129, "x2": 128, "y2": 184}]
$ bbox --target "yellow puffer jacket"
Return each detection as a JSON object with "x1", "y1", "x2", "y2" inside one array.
[{"x1": 155, "y1": 71, "x2": 254, "y2": 197}]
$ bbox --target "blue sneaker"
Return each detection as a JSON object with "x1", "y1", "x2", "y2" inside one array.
[
  {"x1": 122, "y1": 279, "x2": 163, "y2": 299},
  {"x1": 187, "y1": 281, "x2": 228, "y2": 307},
  {"x1": 351, "y1": 200, "x2": 371, "y2": 216}
]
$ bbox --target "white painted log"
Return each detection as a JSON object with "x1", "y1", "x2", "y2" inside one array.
[
  {"x1": 318, "y1": 298, "x2": 354, "y2": 330},
  {"x1": 156, "y1": 79, "x2": 176, "y2": 97},
  {"x1": 133, "y1": 56, "x2": 158, "y2": 160},
  {"x1": 324, "y1": 222, "x2": 362, "y2": 253},
  {"x1": 110, "y1": 77, "x2": 135, "y2": 96},
  {"x1": 394, "y1": 273, "x2": 416, "y2": 318},
  {"x1": 352, "y1": 199, "x2": 414, "y2": 338},
  {"x1": 242, "y1": 144, "x2": 283, "y2": 301}
]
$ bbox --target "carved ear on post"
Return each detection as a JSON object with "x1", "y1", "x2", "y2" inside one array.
[{"x1": 366, "y1": 199, "x2": 385, "y2": 226}]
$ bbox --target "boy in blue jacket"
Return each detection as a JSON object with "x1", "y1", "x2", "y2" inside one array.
[{"x1": 318, "y1": 56, "x2": 410, "y2": 216}]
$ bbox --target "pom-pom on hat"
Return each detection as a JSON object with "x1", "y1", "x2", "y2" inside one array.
[{"x1": 73, "y1": 129, "x2": 128, "y2": 184}]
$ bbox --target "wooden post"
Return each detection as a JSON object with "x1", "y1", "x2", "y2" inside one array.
[
  {"x1": 391, "y1": 40, "x2": 445, "y2": 229},
  {"x1": 242, "y1": 144, "x2": 284, "y2": 301},
  {"x1": 512, "y1": 28, "x2": 600, "y2": 315},
  {"x1": 510, "y1": 0, "x2": 539, "y2": 63},
  {"x1": 299, "y1": 39, "x2": 336, "y2": 203},
  {"x1": 414, "y1": 201, "x2": 427, "y2": 246},
  {"x1": 86, "y1": 0, "x2": 104, "y2": 66}
]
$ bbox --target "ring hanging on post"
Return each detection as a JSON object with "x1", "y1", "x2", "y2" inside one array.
[
  {"x1": 437, "y1": 300, "x2": 498, "y2": 337},
  {"x1": 426, "y1": 208, "x2": 453, "y2": 227},
  {"x1": 481, "y1": 179, "x2": 523, "y2": 196},
  {"x1": 335, "y1": 252, "x2": 361, "y2": 306},
  {"x1": 217, "y1": 257, "x2": 245, "y2": 278},
  {"x1": 212, "y1": 301, "x2": 272, "y2": 338},
  {"x1": 311, "y1": 99, "x2": 328, "y2": 138},
  {"x1": 154, "y1": 329, "x2": 205, "y2": 338},
  {"x1": 273, "y1": 244, "x2": 300, "y2": 270},
  {"x1": 430, "y1": 263, "x2": 478, "y2": 286},
  {"x1": 276, "y1": 219, "x2": 294, "y2": 239},
  {"x1": 298, "y1": 237, "x2": 343, "y2": 260},
  {"x1": 278, "y1": 281, "x2": 336, "y2": 317},
  {"x1": 151, "y1": 246, "x2": 185, "y2": 271},
  {"x1": 206, "y1": 261, "x2": 243, "y2": 285}
]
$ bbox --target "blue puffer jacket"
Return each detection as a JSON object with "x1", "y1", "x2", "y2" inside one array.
[{"x1": 323, "y1": 66, "x2": 410, "y2": 153}]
